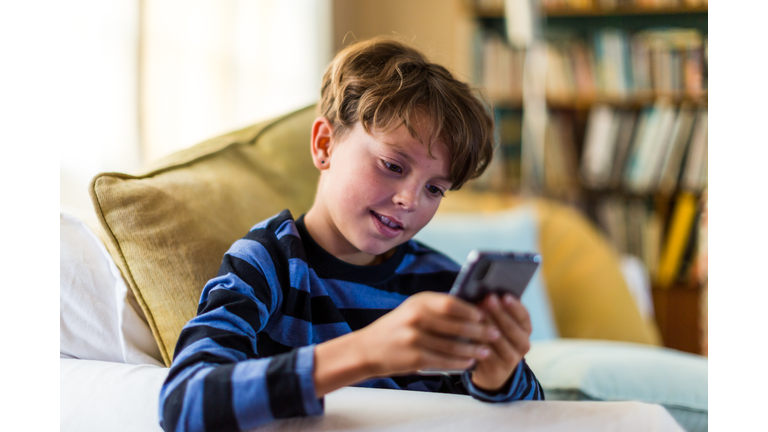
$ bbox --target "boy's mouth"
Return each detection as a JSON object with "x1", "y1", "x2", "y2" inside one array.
[{"x1": 370, "y1": 210, "x2": 403, "y2": 231}]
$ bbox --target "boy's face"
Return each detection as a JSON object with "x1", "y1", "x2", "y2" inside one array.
[{"x1": 309, "y1": 119, "x2": 452, "y2": 264}]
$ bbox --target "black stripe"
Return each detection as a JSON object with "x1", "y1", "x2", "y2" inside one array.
[
  {"x1": 161, "y1": 378, "x2": 188, "y2": 432},
  {"x1": 256, "y1": 332, "x2": 294, "y2": 357},
  {"x1": 266, "y1": 350, "x2": 306, "y2": 418},
  {"x1": 279, "y1": 289, "x2": 347, "y2": 324},
  {"x1": 168, "y1": 351, "x2": 235, "y2": 383},
  {"x1": 175, "y1": 325, "x2": 257, "y2": 360},
  {"x1": 281, "y1": 286, "x2": 311, "y2": 322},
  {"x1": 339, "y1": 308, "x2": 391, "y2": 331},
  {"x1": 310, "y1": 296, "x2": 346, "y2": 324},
  {"x1": 517, "y1": 369, "x2": 534, "y2": 400},
  {"x1": 203, "y1": 363, "x2": 239, "y2": 432},
  {"x1": 245, "y1": 229, "x2": 292, "y2": 309},
  {"x1": 216, "y1": 255, "x2": 272, "y2": 311},
  {"x1": 277, "y1": 231, "x2": 307, "y2": 263},
  {"x1": 435, "y1": 374, "x2": 468, "y2": 395},
  {"x1": 373, "y1": 270, "x2": 458, "y2": 296},
  {"x1": 266, "y1": 210, "x2": 294, "y2": 232},
  {"x1": 533, "y1": 372, "x2": 545, "y2": 400},
  {"x1": 390, "y1": 375, "x2": 410, "y2": 389},
  {"x1": 197, "y1": 290, "x2": 262, "y2": 336}
]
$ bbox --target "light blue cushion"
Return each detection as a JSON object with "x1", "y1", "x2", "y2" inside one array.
[
  {"x1": 526, "y1": 339, "x2": 708, "y2": 432},
  {"x1": 413, "y1": 205, "x2": 558, "y2": 341}
]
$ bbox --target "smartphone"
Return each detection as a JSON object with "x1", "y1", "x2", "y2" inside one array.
[
  {"x1": 449, "y1": 250, "x2": 541, "y2": 304},
  {"x1": 417, "y1": 250, "x2": 541, "y2": 376}
]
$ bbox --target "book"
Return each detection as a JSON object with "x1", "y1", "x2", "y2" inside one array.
[
  {"x1": 681, "y1": 109, "x2": 708, "y2": 191},
  {"x1": 657, "y1": 191, "x2": 699, "y2": 288},
  {"x1": 634, "y1": 102, "x2": 676, "y2": 192},
  {"x1": 608, "y1": 111, "x2": 638, "y2": 189},
  {"x1": 580, "y1": 105, "x2": 619, "y2": 188},
  {"x1": 657, "y1": 104, "x2": 696, "y2": 195}
]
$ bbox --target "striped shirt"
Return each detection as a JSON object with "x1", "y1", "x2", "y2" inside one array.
[{"x1": 159, "y1": 210, "x2": 543, "y2": 432}]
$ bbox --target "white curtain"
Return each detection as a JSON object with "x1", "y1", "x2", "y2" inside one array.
[
  {"x1": 142, "y1": 0, "x2": 332, "y2": 163},
  {"x1": 56, "y1": 0, "x2": 331, "y2": 211}
]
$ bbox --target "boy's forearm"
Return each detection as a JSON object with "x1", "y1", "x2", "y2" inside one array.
[{"x1": 313, "y1": 331, "x2": 373, "y2": 398}]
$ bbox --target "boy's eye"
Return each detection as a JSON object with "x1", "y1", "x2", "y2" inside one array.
[
  {"x1": 384, "y1": 161, "x2": 402, "y2": 173},
  {"x1": 426, "y1": 185, "x2": 445, "y2": 197}
]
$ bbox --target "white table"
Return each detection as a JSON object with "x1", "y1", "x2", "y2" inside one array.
[{"x1": 61, "y1": 359, "x2": 683, "y2": 432}]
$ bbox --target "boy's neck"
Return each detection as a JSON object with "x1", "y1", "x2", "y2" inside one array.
[{"x1": 303, "y1": 206, "x2": 394, "y2": 266}]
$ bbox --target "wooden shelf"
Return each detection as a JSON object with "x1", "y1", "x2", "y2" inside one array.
[
  {"x1": 474, "y1": 4, "x2": 707, "y2": 18},
  {"x1": 543, "y1": 5, "x2": 708, "y2": 17},
  {"x1": 652, "y1": 282, "x2": 703, "y2": 354},
  {"x1": 490, "y1": 91, "x2": 707, "y2": 110}
]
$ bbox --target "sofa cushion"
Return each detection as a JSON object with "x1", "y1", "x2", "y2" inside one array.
[
  {"x1": 535, "y1": 199, "x2": 661, "y2": 345},
  {"x1": 526, "y1": 339, "x2": 707, "y2": 432},
  {"x1": 89, "y1": 105, "x2": 320, "y2": 365},
  {"x1": 414, "y1": 204, "x2": 559, "y2": 342}
]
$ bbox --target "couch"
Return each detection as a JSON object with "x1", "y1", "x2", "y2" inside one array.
[{"x1": 60, "y1": 105, "x2": 707, "y2": 431}]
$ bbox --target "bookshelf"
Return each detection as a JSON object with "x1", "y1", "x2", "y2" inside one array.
[{"x1": 468, "y1": 0, "x2": 708, "y2": 354}]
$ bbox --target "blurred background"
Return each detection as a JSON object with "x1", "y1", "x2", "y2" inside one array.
[{"x1": 52, "y1": 0, "x2": 706, "y2": 355}]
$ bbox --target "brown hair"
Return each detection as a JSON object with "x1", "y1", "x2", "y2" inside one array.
[{"x1": 319, "y1": 37, "x2": 495, "y2": 190}]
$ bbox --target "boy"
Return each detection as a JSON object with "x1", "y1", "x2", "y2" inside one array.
[{"x1": 159, "y1": 37, "x2": 542, "y2": 432}]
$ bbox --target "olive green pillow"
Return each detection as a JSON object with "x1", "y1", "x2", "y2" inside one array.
[{"x1": 89, "y1": 105, "x2": 319, "y2": 365}]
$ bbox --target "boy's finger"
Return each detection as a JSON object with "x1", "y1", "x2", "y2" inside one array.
[
  {"x1": 420, "y1": 314, "x2": 500, "y2": 343},
  {"x1": 426, "y1": 294, "x2": 484, "y2": 322},
  {"x1": 502, "y1": 294, "x2": 532, "y2": 334},
  {"x1": 417, "y1": 331, "x2": 491, "y2": 360},
  {"x1": 485, "y1": 295, "x2": 531, "y2": 355},
  {"x1": 417, "y1": 349, "x2": 476, "y2": 372}
]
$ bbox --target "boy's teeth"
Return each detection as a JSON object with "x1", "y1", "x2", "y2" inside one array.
[{"x1": 375, "y1": 212, "x2": 400, "y2": 229}]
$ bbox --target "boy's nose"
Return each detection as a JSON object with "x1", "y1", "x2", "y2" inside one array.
[{"x1": 394, "y1": 185, "x2": 419, "y2": 211}]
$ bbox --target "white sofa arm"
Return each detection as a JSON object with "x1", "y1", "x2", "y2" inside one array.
[{"x1": 61, "y1": 359, "x2": 167, "y2": 432}]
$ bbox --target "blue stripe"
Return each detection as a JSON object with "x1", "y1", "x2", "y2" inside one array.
[
  {"x1": 231, "y1": 359, "x2": 273, "y2": 430},
  {"x1": 395, "y1": 251, "x2": 459, "y2": 275},
  {"x1": 407, "y1": 379, "x2": 433, "y2": 392},
  {"x1": 160, "y1": 362, "x2": 208, "y2": 408},
  {"x1": 523, "y1": 378, "x2": 538, "y2": 400},
  {"x1": 250, "y1": 212, "x2": 281, "y2": 232},
  {"x1": 186, "y1": 306, "x2": 258, "y2": 351},
  {"x1": 261, "y1": 314, "x2": 351, "y2": 347},
  {"x1": 354, "y1": 377, "x2": 400, "y2": 390},
  {"x1": 288, "y1": 258, "x2": 311, "y2": 293},
  {"x1": 296, "y1": 345, "x2": 324, "y2": 416},
  {"x1": 275, "y1": 219, "x2": 300, "y2": 240},
  {"x1": 321, "y1": 278, "x2": 408, "y2": 309},
  {"x1": 174, "y1": 337, "x2": 249, "y2": 367},
  {"x1": 226, "y1": 239, "x2": 281, "y2": 314},
  {"x1": 178, "y1": 366, "x2": 213, "y2": 432},
  {"x1": 263, "y1": 314, "x2": 312, "y2": 347},
  {"x1": 312, "y1": 322, "x2": 352, "y2": 344},
  {"x1": 507, "y1": 362, "x2": 525, "y2": 400},
  {"x1": 199, "y1": 273, "x2": 270, "y2": 331}
]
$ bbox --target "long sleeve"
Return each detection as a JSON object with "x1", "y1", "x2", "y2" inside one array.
[
  {"x1": 158, "y1": 230, "x2": 323, "y2": 432},
  {"x1": 461, "y1": 358, "x2": 544, "y2": 402}
]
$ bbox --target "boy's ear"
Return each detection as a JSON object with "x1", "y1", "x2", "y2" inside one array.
[{"x1": 310, "y1": 117, "x2": 334, "y2": 170}]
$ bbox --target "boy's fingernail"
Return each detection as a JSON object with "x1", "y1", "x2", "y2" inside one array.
[
  {"x1": 478, "y1": 347, "x2": 490, "y2": 358},
  {"x1": 489, "y1": 329, "x2": 500, "y2": 340},
  {"x1": 504, "y1": 294, "x2": 515, "y2": 305}
]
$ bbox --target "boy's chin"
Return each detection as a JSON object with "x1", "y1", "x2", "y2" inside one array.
[{"x1": 359, "y1": 238, "x2": 407, "y2": 258}]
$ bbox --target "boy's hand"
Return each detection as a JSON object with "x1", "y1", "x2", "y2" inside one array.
[
  {"x1": 469, "y1": 293, "x2": 532, "y2": 392},
  {"x1": 354, "y1": 292, "x2": 500, "y2": 377}
]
